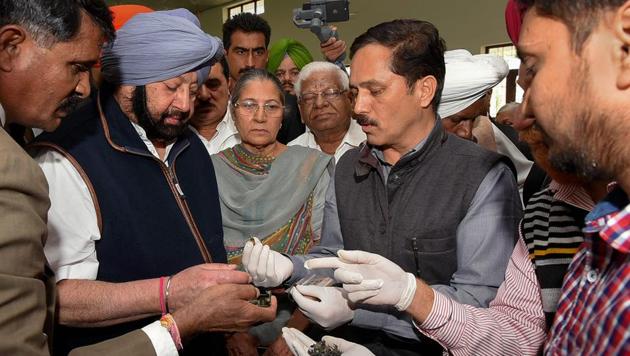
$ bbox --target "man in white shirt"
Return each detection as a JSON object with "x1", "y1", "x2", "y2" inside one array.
[
  {"x1": 438, "y1": 50, "x2": 533, "y2": 199},
  {"x1": 190, "y1": 56, "x2": 240, "y2": 155},
  {"x1": 289, "y1": 61, "x2": 365, "y2": 162}
]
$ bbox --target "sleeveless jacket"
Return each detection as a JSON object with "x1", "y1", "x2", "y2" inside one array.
[
  {"x1": 33, "y1": 90, "x2": 226, "y2": 355},
  {"x1": 334, "y1": 120, "x2": 513, "y2": 355},
  {"x1": 335, "y1": 120, "x2": 512, "y2": 284}
]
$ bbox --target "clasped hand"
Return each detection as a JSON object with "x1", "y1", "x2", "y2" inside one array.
[
  {"x1": 289, "y1": 285, "x2": 354, "y2": 330},
  {"x1": 242, "y1": 237, "x2": 294, "y2": 288}
]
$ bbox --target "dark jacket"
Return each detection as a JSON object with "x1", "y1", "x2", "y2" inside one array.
[
  {"x1": 33, "y1": 90, "x2": 226, "y2": 355},
  {"x1": 333, "y1": 120, "x2": 512, "y2": 355},
  {"x1": 336, "y1": 120, "x2": 510, "y2": 283}
]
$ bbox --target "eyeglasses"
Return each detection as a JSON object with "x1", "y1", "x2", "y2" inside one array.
[
  {"x1": 234, "y1": 100, "x2": 284, "y2": 116},
  {"x1": 299, "y1": 89, "x2": 347, "y2": 105}
]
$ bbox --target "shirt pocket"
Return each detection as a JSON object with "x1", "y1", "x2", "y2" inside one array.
[{"x1": 405, "y1": 229, "x2": 457, "y2": 285}]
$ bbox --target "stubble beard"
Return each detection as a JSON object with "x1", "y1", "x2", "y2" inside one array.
[{"x1": 544, "y1": 62, "x2": 618, "y2": 183}]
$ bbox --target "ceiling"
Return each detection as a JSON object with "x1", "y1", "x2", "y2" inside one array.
[{"x1": 105, "y1": 0, "x2": 231, "y2": 13}]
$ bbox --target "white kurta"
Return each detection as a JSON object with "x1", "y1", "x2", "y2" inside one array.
[
  {"x1": 491, "y1": 122, "x2": 534, "y2": 204},
  {"x1": 288, "y1": 119, "x2": 366, "y2": 163},
  {"x1": 189, "y1": 110, "x2": 240, "y2": 155}
]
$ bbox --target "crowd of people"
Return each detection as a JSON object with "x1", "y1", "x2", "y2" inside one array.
[{"x1": 0, "y1": 0, "x2": 627, "y2": 355}]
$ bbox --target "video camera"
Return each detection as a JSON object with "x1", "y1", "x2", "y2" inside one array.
[{"x1": 292, "y1": 0, "x2": 350, "y2": 44}]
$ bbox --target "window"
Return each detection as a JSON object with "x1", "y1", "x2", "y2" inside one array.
[
  {"x1": 228, "y1": 0, "x2": 265, "y2": 19},
  {"x1": 484, "y1": 43, "x2": 523, "y2": 117}
]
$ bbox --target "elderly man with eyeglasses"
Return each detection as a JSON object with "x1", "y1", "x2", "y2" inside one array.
[{"x1": 288, "y1": 61, "x2": 366, "y2": 163}]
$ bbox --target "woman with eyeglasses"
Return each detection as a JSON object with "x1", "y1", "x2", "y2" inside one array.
[{"x1": 211, "y1": 69, "x2": 334, "y2": 353}]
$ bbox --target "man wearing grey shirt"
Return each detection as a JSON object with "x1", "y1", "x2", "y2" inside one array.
[{"x1": 242, "y1": 19, "x2": 521, "y2": 355}]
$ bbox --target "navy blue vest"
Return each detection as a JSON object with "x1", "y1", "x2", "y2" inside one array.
[{"x1": 33, "y1": 90, "x2": 227, "y2": 355}]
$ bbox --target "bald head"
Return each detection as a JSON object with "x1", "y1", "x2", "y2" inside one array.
[{"x1": 496, "y1": 102, "x2": 521, "y2": 126}]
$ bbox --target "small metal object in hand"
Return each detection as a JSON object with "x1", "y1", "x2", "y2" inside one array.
[
  {"x1": 308, "y1": 340, "x2": 342, "y2": 356},
  {"x1": 250, "y1": 287, "x2": 272, "y2": 307},
  {"x1": 287, "y1": 275, "x2": 336, "y2": 302},
  {"x1": 295, "y1": 274, "x2": 336, "y2": 287}
]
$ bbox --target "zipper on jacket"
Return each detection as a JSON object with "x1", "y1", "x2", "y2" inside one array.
[
  {"x1": 96, "y1": 96, "x2": 213, "y2": 263},
  {"x1": 123, "y1": 146, "x2": 213, "y2": 263},
  {"x1": 166, "y1": 160, "x2": 212, "y2": 263}
]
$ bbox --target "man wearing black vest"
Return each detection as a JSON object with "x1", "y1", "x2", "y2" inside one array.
[
  {"x1": 243, "y1": 20, "x2": 522, "y2": 355},
  {"x1": 30, "y1": 9, "x2": 276, "y2": 356}
]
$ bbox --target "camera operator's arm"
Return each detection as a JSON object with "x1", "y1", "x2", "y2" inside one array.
[
  {"x1": 320, "y1": 36, "x2": 346, "y2": 63},
  {"x1": 320, "y1": 27, "x2": 347, "y2": 71}
]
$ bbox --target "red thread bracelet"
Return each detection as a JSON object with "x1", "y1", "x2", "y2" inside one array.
[
  {"x1": 159, "y1": 276, "x2": 166, "y2": 315},
  {"x1": 160, "y1": 313, "x2": 183, "y2": 351}
]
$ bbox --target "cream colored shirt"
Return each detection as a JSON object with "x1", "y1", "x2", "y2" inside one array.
[
  {"x1": 34, "y1": 121, "x2": 178, "y2": 356},
  {"x1": 288, "y1": 119, "x2": 366, "y2": 163},
  {"x1": 36, "y1": 121, "x2": 174, "y2": 281},
  {"x1": 190, "y1": 110, "x2": 240, "y2": 155}
]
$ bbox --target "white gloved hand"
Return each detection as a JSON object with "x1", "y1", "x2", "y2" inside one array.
[
  {"x1": 242, "y1": 237, "x2": 293, "y2": 288},
  {"x1": 282, "y1": 327, "x2": 315, "y2": 356},
  {"x1": 305, "y1": 250, "x2": 417, "y2": 311},
  {"x1": 321, "y1": 335, "x2": 374, "y2": 356},
  {"x1": 289, "y1": 285, "x2": 354, "y2": 330},
  {"x1": 281, "y1": 327, "x2": 374, "y2": 356}
]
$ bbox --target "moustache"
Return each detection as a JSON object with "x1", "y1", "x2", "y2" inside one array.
[
  {"x1": 281, "y1": 80, "x2": 293, "y2": 88},
  {"x1": 196, "y1": 100, "x2": 217, "y2": 110},
  {"x1": 519, "y1": 124, "x2": 542, "y2": 145},
  {"x1": 57, "y1": 94, "x2": 84, "y2": 115},
  {"x1": 160, "y1": 108, "x2": 188, "y2": 122},
  {"x1": 239, "y1": 67, "x2": 255, "y2": 75},
  {"x1": 354, "y1": 115, "x2": 378, "y2": 126},
  {"x1": 519, "y1": 123, "x2": 552, "y2": 148}
]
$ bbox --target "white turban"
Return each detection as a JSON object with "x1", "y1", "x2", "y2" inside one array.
[{"x1": 438, "y1": 49, "x2": 509, "y2": 118}]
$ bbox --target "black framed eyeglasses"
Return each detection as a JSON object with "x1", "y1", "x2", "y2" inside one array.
[{"x1": 299, "y1": 88, "x2": 347, "y2": 105}]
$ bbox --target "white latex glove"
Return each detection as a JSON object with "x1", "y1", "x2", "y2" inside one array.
[
  {"x1": 281, "y1": 327, "x2": 374, "y2": 356},
  {"x1": 321, "y1": 335, "x2": 374, "y2": 356},
  {"x1": 282, "y1": 327, "x2": 315, "y2": 356},
  {"x1": 289, "y1": 285, "x2": 354, "y2": 330},
  {"x1": 242, "y1": 237, "x2": 293, "y2": 288},
  {"x1": 305, "y1": 250, "x2": 417, "y2": 311}
]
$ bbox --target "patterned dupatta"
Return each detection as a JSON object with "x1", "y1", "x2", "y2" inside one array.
[{"x1": 211, "y1": 144, "x2": 332, "y2": 264}]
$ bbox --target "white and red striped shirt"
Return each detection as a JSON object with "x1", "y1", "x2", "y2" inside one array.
[
  {"x1": 412, "y1": 181, "x2": 596, "y2": 355},
  {"x1": 414, "y1": 237, "x2": 547, "y2": 355}
]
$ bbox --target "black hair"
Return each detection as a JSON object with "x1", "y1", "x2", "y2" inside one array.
[
  {"x1": 0, "y1": 0, "x2": 114, "y2": 47},
  {"x1": 517, "y1": 0, "x2": 625, "y2": 52},
  {"x1": 222, "y1": 12, "x2": 271, "y2": 50},
  {"x1": 219, "y1": 56, "x2": 230, "y2": 81},
  {"x1": 350, "y1": 19, "x2": 446, "y2": 111}
]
